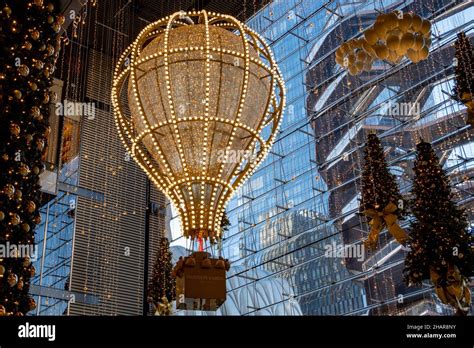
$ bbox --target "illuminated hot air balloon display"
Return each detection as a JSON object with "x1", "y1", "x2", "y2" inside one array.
[{"x1": 111, "y1": 10, "x2": 285, "y2": 247}]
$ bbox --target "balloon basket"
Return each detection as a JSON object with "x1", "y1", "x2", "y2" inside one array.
[{"x1": 172, "y1": 251, "x2": 230, "y2": 311}]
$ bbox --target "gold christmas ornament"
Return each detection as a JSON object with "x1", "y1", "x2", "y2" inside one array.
[
  {"x1": 46, "y1": 44, "x2": 55, "y2": 56},
  {"x1": 7, "y1": 273, "x2": 18, "y2": 287},
  {"x1": 29, "y1": 81, "x2": 38, "y2": 91},
  {"x1": 25, "y1": 134, "x2": 33, "y2": 144},
  {"x1": 26, "y1": 201, "x2": 36, "y2": 214},
  {"x1": 3, "y1": 184, "x2": 15, "y2": 198},
  {"x1": 14, "y1": 189, "x2": 22, "y2": 200},
  {"x1": 406, "y1": 49, "x2": 421, "y2": 63},
  {"x1": 420, "y1": 19, "x2": 431, "y2": 36},
  {"x1": 21, "y1": 223, "x2": 30, "y2": 233},
  {"x1": 23, "y1": 41, "x2": 33, "y2": 50},
  {"x1": 36, "y1": 138, "x2": 45, "y2": 151},
  {"x1": 364, "y1": 28, "x2": 378, "y2": 45},
  {"x1": 18, "y1": 164, "x2": 30, "y2": 176},
  {"x1": 0, "y1": 265, "x2": 5, "y2": 276},
  {"x1": 399, "y1": 13, "x2": 413, "y2": 32},
  {"x1": 419, "y1": 45, "x2": 429, "y2": 60},
  {"x1": 42, "y1": 92, "x2": 50, "y2": 104},
  {"x1": 0, "y1": 211, "x2": 5, "y2": 221},
  {"x1": 0, "y1": 305, "x2": 5, "y2": 316},
  {"x1": 374, "y1": 43, "x2": 389, "y2": 60},
  {"x1": 411, "y1": 15, "x2": 423, "y2": 32},
  {"x1": 413, "y1": 34, "x2": 424, "y2": 50},
  {"x1": 28, "y1": 298, "x2": 37, "y2": 310},
  {"x1": 386, "y1": 34, "x2": 400, "y2": 51},
  {"x1": 335, "y1": 37, "x2": 375, "y2": 76},
  {"x1": 362, "y1": 39, "x2": 376, "y2": 57},
  {"x1": 2, "y1": 6, "x2": 12, "y2": 17},
  {"x1": 34, "y1": 60, "x2": 44, "y2": 70},
  {"x1": 52, "y1": 23, "x2": 61, "y2": 33},
  {"x1": 9, "y1": 123, "x2": 20, "y2": 136},
  {"x1": 401, "y1": 32, "x2": 415, "y2": 50},
  {"x1": 384, "y1": 12, "x2": 399, "y2": 31},
  {"x1": 17, "y1": 279, "x2": 24, "y2": 290},
  {"x1": 12, "y1": 90, "x2": 22, "y2": 100},
  {"x1": 33, "y1": 214, "x2": 41, "y2": 224},
  {"x1": 18, "y1": 65, "x2": 30, "y2": 77},
  {"x1": 23, "y1": 256, "x2": 31, "y2": 267},
  {"x1": 30, "y1": 30, "x2": 40, "y2": 40},
  {"x1": 112, "y1": 10, "x2": 285, "y2": 241},
  {"x1": 10, "y1": 213, "x2": 20, "y2": 226},
  {"x1": 30, "y1": 106, "x2": 41, "y2": 118}
]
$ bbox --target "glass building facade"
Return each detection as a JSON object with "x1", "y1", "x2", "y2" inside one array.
[
  {"x1": 187, "y1": 0, "x2": 474, "y2": 315},
  {"x1": 31, "y1": 157, "x2": 78, "y2": 315}
]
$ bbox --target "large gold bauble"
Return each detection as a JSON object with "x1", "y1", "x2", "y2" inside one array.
[{"x1": 112, "y1": 11, "x2": 285, "y2": 240}]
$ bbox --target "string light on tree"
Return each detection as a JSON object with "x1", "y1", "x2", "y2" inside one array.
[
  {"x1": 147, "y1": 237, "x2": 175, "y2": 316},
  {"x1": 0, "y1": 0, "x2": 62, "y2": 315},
  {"x1": 404, "y1": 141, "x2": 473, "y2": 316},
  {"x1": 452, "y1": 32, "x2": 474, "y2": 126},
  {"x1": 359, "y1": 133, "x2": 408, "y2": 250}
]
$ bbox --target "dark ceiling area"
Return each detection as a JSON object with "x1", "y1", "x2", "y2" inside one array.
[
  {"x1": 58, "y1": 0, "x2": 270, "y2": 54},
  {"x1": 55, "y1": 0, "x2": 272, "y2": 103},
  {"x1": 133, "y1": 0, "x2": 269, "y2": 23}
]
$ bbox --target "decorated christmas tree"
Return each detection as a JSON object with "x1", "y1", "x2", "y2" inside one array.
[
  {"x1": 452, "y1": 32, "x2": 474, "y2": 126},
  {"x1": 0, "y1": 1, "x2": 62, "y2": 316},
  {"x1": 359, "y1": 133, "x2": 408, "y2": 250},
  {"x1": 220, "y1": 211, "x2": 231, "y2": 235},
  {"x1": 148, "y1": 237, "x2": 175, "y2": 315},
  {"x1": 404, "y1": 141, "x2": 473, "y2": 315}
]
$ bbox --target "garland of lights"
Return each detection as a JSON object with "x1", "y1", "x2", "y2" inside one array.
[{"x1": 111, "y1": 10, "x2": 285, "y2": 243}]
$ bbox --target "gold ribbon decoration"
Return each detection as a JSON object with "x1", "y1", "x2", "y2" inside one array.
[
  {"x1": 155, "y1": 296, "x2": 173, "y2": 316},
  {"x1": 363, "y1": 202, "x2": 408, "y2": 250},
  {"x1": 430, "y1": 264, "x2": 471, "y2": 315},
  {"x1": 461, "y1": 93, "x2": 474, "y2": 127}
]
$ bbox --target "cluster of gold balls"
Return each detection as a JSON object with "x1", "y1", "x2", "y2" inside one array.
[
  {"x1": 336, "y1": 11, "x2": 432, "y2": 75},
  {"x1": 0, "y1": 257, "x2": 36, "y2": 316}
]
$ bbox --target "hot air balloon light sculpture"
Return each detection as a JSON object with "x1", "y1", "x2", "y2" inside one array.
[{"x1": 111, "y1": 10, "x2": 285, "y2": 249}]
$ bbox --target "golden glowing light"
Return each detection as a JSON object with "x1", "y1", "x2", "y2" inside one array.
[{"x1": 112, "y1": 10, "x2": 285, "y2": 241}]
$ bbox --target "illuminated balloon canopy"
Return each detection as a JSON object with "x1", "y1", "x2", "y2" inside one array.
[{"x1": 112, "y1": 10, "x2": 285, "y2": 241}]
